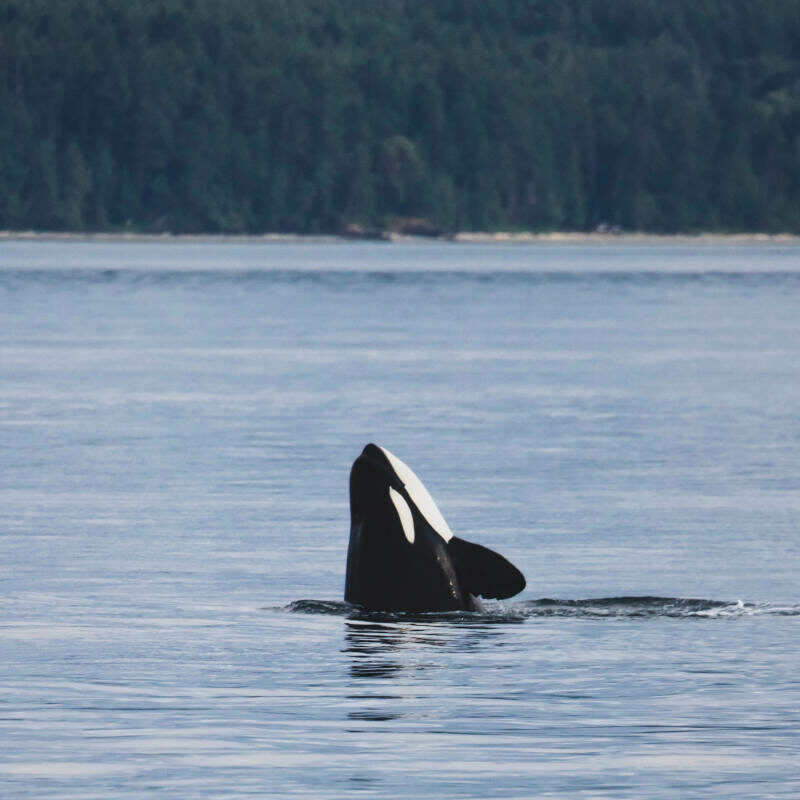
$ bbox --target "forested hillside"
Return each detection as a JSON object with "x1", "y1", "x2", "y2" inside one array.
[{"x1": 1, "y1": 0, "x2": 799, "y2": 234}]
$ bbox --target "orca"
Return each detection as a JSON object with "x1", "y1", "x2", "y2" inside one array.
[{"x1": 345, "y1": 444, "x2": 525, "y2": 612}]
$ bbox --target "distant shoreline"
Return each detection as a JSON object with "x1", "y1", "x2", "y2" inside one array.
[{"x1": 2, "y1": 230, "x2": 799, "y2": 246}]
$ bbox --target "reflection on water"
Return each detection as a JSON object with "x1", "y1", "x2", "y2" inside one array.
[
  {"x1": 342, "y1": 616, "x2": 518, "y2": 733},
  {"x1": 342, "y1": 618, "x2": 510, "y2": 730},
  {"x1": 344, "y1": 620, "x2": 448, "y2": 681},
  {"x1": 345, "y1": 622, "x2": 406, "y2": 680}
]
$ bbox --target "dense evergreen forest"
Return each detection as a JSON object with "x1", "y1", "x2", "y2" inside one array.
[{"x1": 1, "y1": 0, "x2": 799, "y2": 234}]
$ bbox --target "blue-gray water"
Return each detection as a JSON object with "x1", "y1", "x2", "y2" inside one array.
[{"x1": 1, "y1": 240, "x2": 799, "y2": 798}]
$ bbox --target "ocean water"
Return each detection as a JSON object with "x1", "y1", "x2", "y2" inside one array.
[{"x1": 1, "y1": 240, "x2": 799, "y2": 799}]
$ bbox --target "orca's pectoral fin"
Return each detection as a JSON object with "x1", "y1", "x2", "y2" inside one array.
[{"x1": 448, "y1": 536, "x2": 526, "y2": 600}]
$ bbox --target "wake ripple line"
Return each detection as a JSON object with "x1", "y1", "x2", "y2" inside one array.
[{"x1": 281, "y1": 597, "x2": 800, "y2": 620}]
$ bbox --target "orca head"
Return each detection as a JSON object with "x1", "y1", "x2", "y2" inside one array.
[
  {"x1": 346, "y1": 444, "x2": 466, "y2": 611},
  {"x1": 349, "y1": 443, "x2": 454, "y2": 547}
]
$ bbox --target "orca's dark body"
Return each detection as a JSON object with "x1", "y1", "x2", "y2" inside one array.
[{"x1": 345, "y1": 444, "x2": 525, "y2": 612}]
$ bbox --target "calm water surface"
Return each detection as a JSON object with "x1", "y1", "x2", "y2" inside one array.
[{"x1": 1, "y1": 241, "x2": 799, "y2": 798}]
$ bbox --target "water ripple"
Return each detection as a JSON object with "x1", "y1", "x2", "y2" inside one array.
[{"x1": 282, "y1": 597, "x2": 800, "y2": 621}]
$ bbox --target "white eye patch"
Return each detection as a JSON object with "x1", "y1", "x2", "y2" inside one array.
[
  {"x1": 381, "y1": 447, "x2": 454, "y2": 543},
  {"x1": 389, "y1": 486, "x2": 415, "y2": 544}
]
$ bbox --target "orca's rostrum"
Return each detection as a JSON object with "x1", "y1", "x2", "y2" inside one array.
[{"x1": 345, "y1": 444, "x2": 525, "y2": 612}]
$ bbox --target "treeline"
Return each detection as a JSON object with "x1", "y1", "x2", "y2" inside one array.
[{"x1": 1, "y1": 0, "x2": 799, "y2": 234}]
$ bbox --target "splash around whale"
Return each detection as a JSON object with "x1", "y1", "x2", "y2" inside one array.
[{"x1": 344, "y1": 444, "x2": 526, "y2": 612}]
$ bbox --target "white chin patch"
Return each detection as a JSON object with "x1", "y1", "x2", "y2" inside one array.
[
  {"x1": 381, "y1": 447, "x2": 454, "y2": 543},
  {"x1": 389, "y1": 486, "x2": 415, "y2": 544}
]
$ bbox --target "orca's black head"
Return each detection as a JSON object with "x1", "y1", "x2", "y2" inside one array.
[
  {"x1": 345, "y1": 443, "x2": 465, "y2": 612},
  {"x1": 349, "y1": 443, "x2": 455, "y2": 545},
  {"x1": 345, "y1": 444, "x2": 526, "y2": 613}
]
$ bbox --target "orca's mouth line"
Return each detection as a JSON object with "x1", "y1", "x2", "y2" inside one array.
[{"x1": 280, "y1": 597, "x2": 800, "y2": 621}]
